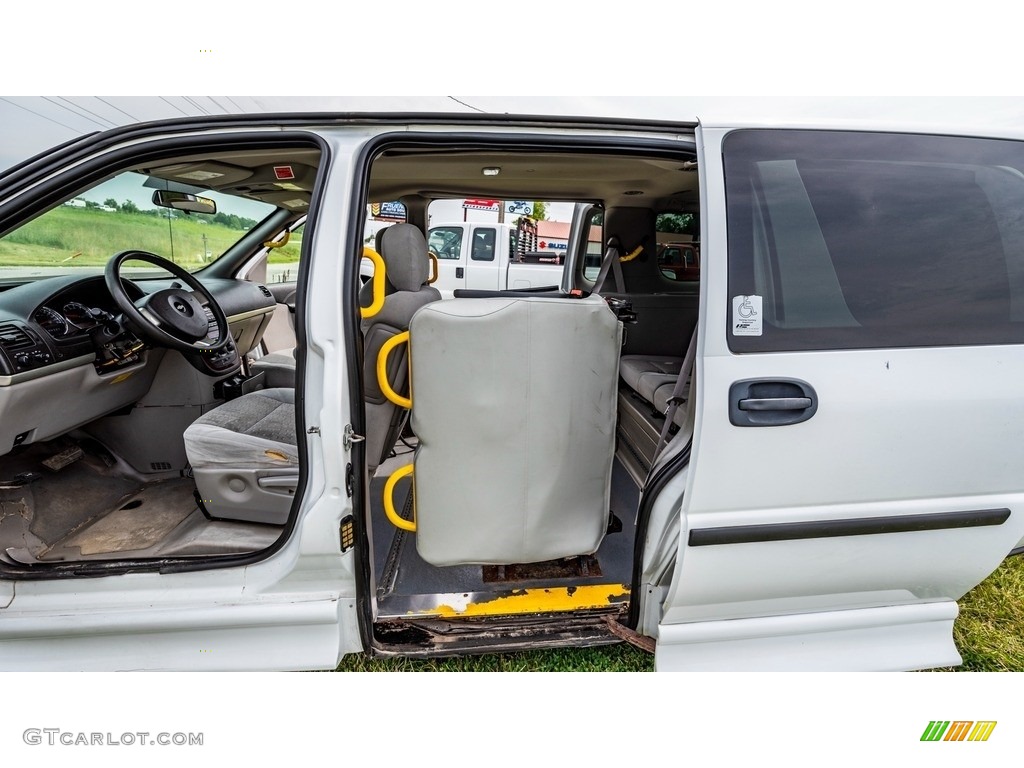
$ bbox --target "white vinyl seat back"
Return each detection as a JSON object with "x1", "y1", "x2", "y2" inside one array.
[{"x1": 407, "y1": 294, "x2": 621, "y2": 566}]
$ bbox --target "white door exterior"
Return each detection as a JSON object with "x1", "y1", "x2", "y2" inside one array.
[
  {"x1": 655, "y1": 124, "x2": 1024, "y2": 671},
  {"x1": 0, "y1": 125, "x2": 367, "y2": 670}
]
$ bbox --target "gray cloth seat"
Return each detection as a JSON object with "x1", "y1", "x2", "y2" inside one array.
[
  {"x1": 619, "y1": 354, "x2": 684, "y2": 403},
  {"x1": 250, "y1": 349, "x2": 297, "y2": 389},
  {"x1": 182, "y1": 224, "x2": 439, "y2": 525},
  {"x1": 652, "y1": 380, "x2": 691, "y2": 427},
  {"x1": 620, "y1": 354, "x2": 691, "y2": 427},
  {"x1": 182, "y1": 388, "x2": 299, "y2": 525}
]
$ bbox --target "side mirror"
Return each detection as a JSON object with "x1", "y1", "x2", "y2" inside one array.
[{"x1": 152, "y1": 190, "x2": 217, "y2": 215}]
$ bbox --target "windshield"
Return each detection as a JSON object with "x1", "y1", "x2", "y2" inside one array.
[{"x1": 0, "y1": 171, "x2": 276, "y2": 281}]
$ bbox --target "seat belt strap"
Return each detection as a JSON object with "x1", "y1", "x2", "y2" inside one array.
[
  {"x1": 653, "y1": 325, "x2": 698, "y2": 460},
  {"x1": 592, "y1": 238, "x2": 626, "y2": 295}
]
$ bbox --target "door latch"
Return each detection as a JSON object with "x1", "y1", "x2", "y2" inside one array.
[{"x1": 343, "y1": 424, "x2": 365, "y2": 451}]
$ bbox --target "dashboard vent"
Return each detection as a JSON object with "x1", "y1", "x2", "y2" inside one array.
[
  {"x1": 0, "y1": 323, "x2": 34, "y2": 352},
  {"x1": 257, "y1": 284, "x2": 273, "y2": 299}
]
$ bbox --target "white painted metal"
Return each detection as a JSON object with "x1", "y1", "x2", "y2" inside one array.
[
  {"x1": 654, "y1": 124, "x2": 1024, "y2": 671},
  {"x1": 427, "y1": 222, "x2": 562, "y2": 299},
  {"x1": 0, "y1": 127, "x2": 373, "y2": 671},
  {"x1": 656, "y1": 601, "x2": 961, "y2": 671}
]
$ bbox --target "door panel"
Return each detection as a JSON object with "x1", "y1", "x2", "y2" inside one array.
[
  {"x1": 465, "y1": 225, "x2": 500, "y2": 291},
  {"x1": 427, "y1": 225, "x2": 466, "y2": 298},
  {"x1": 261, "y1": 282, "x2": 297, "y2": 352},
  {"x1": 655, "y1": 125, "x2": 1024, "y2": 671}
]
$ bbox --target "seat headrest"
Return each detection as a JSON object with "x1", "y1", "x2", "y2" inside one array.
[{"x1": 381, "y1": 223, "x2": 429, "y2": 292}]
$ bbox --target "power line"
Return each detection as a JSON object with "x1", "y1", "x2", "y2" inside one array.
[
  {"x1": 94, "y1": 97, "x2": 138, "y2": 123},
  {"x1": 207, "y1": 97, "x2": 232, "y2": 114},
  {"x1": 41, "y1": 96, "x2": 110, "y2": 131},
  {"x1": 448, "y1": 96, "x2": 486, "y2": 113},
  {"x1": 159, "y1": 96, "x2": 191, "y2": 117},
  {"x1": 182, "y1": 96, "x2": 211, "y2": 116},
  {"x1": 54, "y1": 97, "x2": 118, "y2": 128},
  {"x1": 0, "y1": 97, "x2": 81, "y2": 132}
]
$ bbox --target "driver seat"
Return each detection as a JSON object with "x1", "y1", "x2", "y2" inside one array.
[{"x1": 182, "y1": 223, "x2": 439, "y2": 525}]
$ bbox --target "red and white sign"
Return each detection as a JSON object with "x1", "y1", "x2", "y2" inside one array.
[
  {"x1": 462, "y1": 198, "x2": 500, "y2": 211},
  {"x1": 539, "y1": 241, "x2": 547, "y2": 249},
  {"x1": 273, "y1": 165, "x2": 296, "y2": 180}
]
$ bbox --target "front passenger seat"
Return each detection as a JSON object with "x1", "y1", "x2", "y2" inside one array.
[{"x1": 182, "y1": 223, "x2": 439, "y2": 524}]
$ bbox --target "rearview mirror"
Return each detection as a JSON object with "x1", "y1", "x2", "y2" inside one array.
[{"x1": 151, "y1": 190, "x2": 217, "y2": 215}]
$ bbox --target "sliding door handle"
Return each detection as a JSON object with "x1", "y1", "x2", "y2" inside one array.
[
  {"x1": 738, "y1": 397, "x2": 813, "y2": 412},
  {"x1": 730, "y1": 379, "x2": 817, "y2": 426}
]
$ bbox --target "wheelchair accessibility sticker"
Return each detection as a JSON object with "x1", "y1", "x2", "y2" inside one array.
[{"x1": 732, "y1": 295, "x2": 762, "y2": 336}]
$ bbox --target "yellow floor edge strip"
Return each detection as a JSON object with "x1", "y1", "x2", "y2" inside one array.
[{"x1": 422, "y1": 584, "x2": 631, "y2": 618}]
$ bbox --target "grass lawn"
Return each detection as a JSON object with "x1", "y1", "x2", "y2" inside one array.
[
  {"x1": 336, "y1": 555, "x2": 1024, "y2": 672},
  {"x1": 0, "y1": 206, "x2": 302, "y2": 271}
]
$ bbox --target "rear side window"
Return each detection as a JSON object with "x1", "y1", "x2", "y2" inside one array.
[
  {"x1": 725, "y1": 130, "x2": 1024, "y2": 351},
  {"x1": 471, "y1": 228, "x2": 496, "y2": 261}
]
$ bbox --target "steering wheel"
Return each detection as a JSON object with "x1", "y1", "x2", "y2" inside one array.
[{"x1": 104, "y1": 250, "x2": 232, "y2": 355}]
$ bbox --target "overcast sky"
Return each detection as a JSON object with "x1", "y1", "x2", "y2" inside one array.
[
  {"x1": 7, "y1": 93, "x2": 1024, "y2": 175},
  {"x1": 4, "y1": 4, "x2": 1024, "y2": 172}
]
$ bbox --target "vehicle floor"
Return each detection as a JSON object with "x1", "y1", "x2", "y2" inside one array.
[
  {"x1": 370, "y1": 450, "x2": 641, "y2": 620},
  {"x1": 0, "y1": 437, "x2": 281, "y2": 565}
]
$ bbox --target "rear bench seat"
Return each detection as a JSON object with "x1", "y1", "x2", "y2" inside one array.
[
  {"x1": 615, "y1": 353, "x2": 691, "y2": 484},
  {"x1": 618, "y1": 354, "x2": 689, "y2": 423},
  {"x1": 619, "y1": 355, "x2": 684, "y2": 404}
]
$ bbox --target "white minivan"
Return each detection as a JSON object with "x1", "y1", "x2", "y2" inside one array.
[{"x1": 0, "y1": 112, "x2": 1021, "y2": 671}]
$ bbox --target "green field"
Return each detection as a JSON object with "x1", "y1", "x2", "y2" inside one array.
[
  {"x1": 0, "y1": 206, "x2": 301, "y2": 272},
  {"x1": 335, "y1": 555, "x2": 1024, "y2": 672}
]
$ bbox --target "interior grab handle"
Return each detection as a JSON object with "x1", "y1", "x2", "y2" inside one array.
[
  {"x1": 384, "y1": 464, "x2": 416, "y2": 532},
  {"x1": 377, "y1": 331, "x2": 412, "y2": 409},
  {"x1": 360, "y1": 247, "x2": 387, "y2": 319}
]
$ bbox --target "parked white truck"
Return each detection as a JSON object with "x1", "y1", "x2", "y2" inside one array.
[{"x1": 424, "y1": 221, "x2": 565, "y2": 298}]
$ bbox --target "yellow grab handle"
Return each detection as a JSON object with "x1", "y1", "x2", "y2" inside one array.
[
  {"x1": 361, "y1": 247, "x2": 386, "y2": 319},
  {"x1": 427, "y1": 251, "x2": 439, "y2": 284},
  {"x1": 263, "y1": 230, "x2": 291, "y2": 249},
  {"x1": 384, "y1": 464, "x2": 416, "y2": 532},
  {"x1": 619, "y1": 245, "x2": 643, "y2": 263},
  {"x1": 377, "y1": 331, "x2": 412, "y2": 409}
]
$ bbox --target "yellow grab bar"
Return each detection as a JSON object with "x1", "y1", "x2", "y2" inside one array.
[
  {"x1": 361, "y1": 247, "x2": 386, "y2": 319},
  {"x1": 427, "y1": 251, "x2": 439, "y2": 284},
  {"x1": 384, "y1": 463, "x2": 416, "y2": 532},
  {"x1": 263, "y1": 230, "x2": 291, "y2": 249},
  {"x1": 377, "y1": 331, "x2": 412, "y2": 409},
  {"x1": 619, "y1": 245, "x2": 643, "y2": 263}
]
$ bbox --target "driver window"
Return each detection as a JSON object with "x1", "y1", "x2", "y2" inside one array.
[
  {"x1": 0, "y1": 171, "x2": 275, "y2": 282},
  {"x1": 427, "y1": 227, "x2": 464, "y2": 259}
]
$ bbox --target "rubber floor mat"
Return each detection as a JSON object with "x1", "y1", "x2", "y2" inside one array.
[{"x1": 43, "y1": 479, "x2": 198, "y2": 558}]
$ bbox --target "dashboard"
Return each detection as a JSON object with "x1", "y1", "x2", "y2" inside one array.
[{"x1": 0, "y1": 272, "x2": 276, "y2": 456}]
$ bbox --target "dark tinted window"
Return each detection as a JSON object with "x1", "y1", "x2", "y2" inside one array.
[
  {"x1": 656, "y1": 212, "x2": 699, "y2": 283},
  {"x1": 725, "y1": 130, "x2": 1024, "y2": 351},
  {"x1": 471, "y1": 228, "x2": 496, "y2": 261}
]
